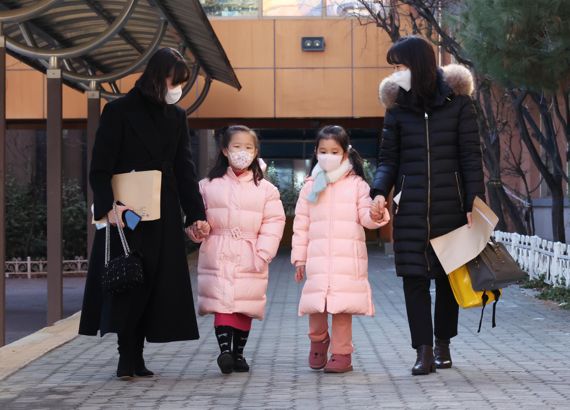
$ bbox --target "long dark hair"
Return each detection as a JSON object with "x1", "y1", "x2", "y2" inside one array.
[
  {"x1": 309, "y1": 125, "x2": 365, "y2": 179},
  {"x1": 136, "y1": 48, "x2": 190, "y2": 105},
  {"x1": 386, "y1": 35, "x2": 437, "y2": 103},
  {"x1": 208, "y1": 125, "x2": 264, "y2": 185}
]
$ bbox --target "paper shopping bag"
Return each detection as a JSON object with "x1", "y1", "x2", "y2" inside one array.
[
  {"x1": 430, "y1": 196, "x2": 499, "y2": 274},
  {"x1": 92, "y1": 170, "x2": 162, "y2": 223}
]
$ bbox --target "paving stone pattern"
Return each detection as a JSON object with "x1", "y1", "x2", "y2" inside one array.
[{"x1": 0, "y1": 249, "x2": 569, "y2": 409}]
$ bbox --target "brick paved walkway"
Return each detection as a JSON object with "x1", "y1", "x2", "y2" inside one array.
[{"x1": 0, "y1": 248, "x2": 569, "y2": 409}]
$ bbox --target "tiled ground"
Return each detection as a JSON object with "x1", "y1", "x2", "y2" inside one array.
[{"x1": 0, "y1": 249, "x2": 569, "y2": 409}]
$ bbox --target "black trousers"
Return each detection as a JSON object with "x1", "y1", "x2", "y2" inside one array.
[{"x1": 402, "y1": 276, "x2": 459, "y2": 349}]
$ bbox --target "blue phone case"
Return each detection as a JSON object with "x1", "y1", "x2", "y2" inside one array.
[{"x1": 124, "y1": 210, "x2": 141, "y2": 230}]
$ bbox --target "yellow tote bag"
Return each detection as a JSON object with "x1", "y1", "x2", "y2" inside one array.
[
  {"x1": 448, "y1": 265, "x2": 502, "y2": 332},
  {"x1": 448, "y1": 265, "x2": 501, "y2": 308}
]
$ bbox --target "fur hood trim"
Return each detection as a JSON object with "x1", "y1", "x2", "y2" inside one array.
[{"x1": 378, "y1": 64, "x2": 474, "y2": 108}]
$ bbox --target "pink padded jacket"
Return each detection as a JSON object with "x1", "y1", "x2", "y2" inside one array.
[
  {"x1": 197, "y1": 168, "x2": 286, "y2": 320},
  {"x1": 291, "y1": 171, "x2": 389, "y2": 316}
]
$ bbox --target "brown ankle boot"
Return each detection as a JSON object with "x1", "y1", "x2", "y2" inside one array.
[
  {"x1": 412, "y1": 345, "x2": 436, "y2": 376},
  {"x1": 434, "y1": 338, "x2": 452, "y2": 369}
]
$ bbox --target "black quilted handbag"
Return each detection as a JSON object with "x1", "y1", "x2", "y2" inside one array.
[{"x1": 101, "y1": 203, "x2": 144, "y2": 295}]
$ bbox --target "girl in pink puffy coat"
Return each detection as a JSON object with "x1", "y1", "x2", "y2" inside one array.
[
  {"x1": 292, "y1": 125, "x2": 390, "y2": 373},
  {"x1": 189, "y1": 125, "x2": 286, "y2": 375}
]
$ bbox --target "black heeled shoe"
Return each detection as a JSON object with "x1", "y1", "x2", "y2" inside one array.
[
  {"x1": 412, "y1": 345, "x2": 436, "y2": 376},
  {"x1": 116, "y1": 353, "x2": 135, "y2": 381},
  {"x1": 434, "y1": 338, "x2": 452, "y2": 369},
  {"x1": 233, "y1": 354, "x2": 250, "y2": 373},
  {"x1": 134, "y1": 355, "x2": 154, "y2": 377},
  {"x1": 133, "y1": 333, "x2": 154, "y2": 377}
]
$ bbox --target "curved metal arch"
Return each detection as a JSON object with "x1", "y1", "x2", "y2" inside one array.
[
  {"x1": 61, "y1": 21, "x2": 167, "y2": 83},
  {"x1": 0, "y1": 0, "x2": 62, "y2": 23},
  {"x1": 5, "y1": 0, "x2": 138, "y2": 59},
  {"x1": 186, "y1": 75, "x2": 212, "y2": 115}
]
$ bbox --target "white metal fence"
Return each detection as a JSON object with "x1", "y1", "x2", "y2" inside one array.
[
  {"x1": 4, "y1": 257, "x2": 88, "y2": 278},
  {"x1": 494, "y1": 231, "x2": 570, "y2": 288}
]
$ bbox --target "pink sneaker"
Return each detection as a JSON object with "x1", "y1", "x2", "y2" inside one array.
[
  {"x1": 309, "y1": 338, "x2": 330, "y2": 370},
  {"x1": 324, "y1": 354, "x2": 353, "y2": 373}
]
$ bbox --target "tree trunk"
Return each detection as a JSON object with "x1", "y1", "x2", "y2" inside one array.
[
  {"x1": 486, "y1": 181, "x2": 506, "y2": 230},
  {"x1": 550, "y1": 178, "x2": 566, "y2": 243},
  {"x1": 497, "y1": 187, "x2": 527, "y2": 234}
]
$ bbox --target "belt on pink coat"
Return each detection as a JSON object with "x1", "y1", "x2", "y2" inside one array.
[
  {"x1": 211, "y1": 227, "x2": 257, "y2": 240},
  {"x1": 210, "y1": 227, "x2": 259, "y2": 267}
]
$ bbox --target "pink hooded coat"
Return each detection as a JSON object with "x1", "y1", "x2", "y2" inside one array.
[
  {"x1": 197, "y1": 168, "x2": 286, "y2": 320},
  {"x1": 291, "y1": 164, "x2": 389, "y2": 316}
]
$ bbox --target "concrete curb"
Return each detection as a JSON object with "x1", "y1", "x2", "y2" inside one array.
[{"x1": 0, "y1": 311, "x2": 80, "y2": 381}]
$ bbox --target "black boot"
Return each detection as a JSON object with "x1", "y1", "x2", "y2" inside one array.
[
  {"x1": 412, "y1": 345, "x2": 436, "y2": 376},
  {"x1": 434, "y1": 338, "x2": 452, "y2": 369},
  {"x1": 116, "y1": 334, "x2": 135, "y2": 380},
  {"x1": 134, "y1": 335, "x2": 154, "y2": 377},
  {"x1": 215, "y1": 326, "x2": 234, "y2": 374},
  {"x1": 232, "y1": 329, "x2": 250, "y2": 373}
]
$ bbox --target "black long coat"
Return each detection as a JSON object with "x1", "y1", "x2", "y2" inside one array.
[
  {"x1": 372, "y1": 65, "x2": 485, "y2": 279},
  {"x1": 79, "y1": 87, "x2": 206, "y2": 342}
]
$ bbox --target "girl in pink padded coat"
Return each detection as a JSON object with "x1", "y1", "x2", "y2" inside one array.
[
  {"x1": 190, "y1": 125, "x2": 285, "y2": 375},
  {"x1": 292, "y1": 125, "x2": 390, "y2": 373}
]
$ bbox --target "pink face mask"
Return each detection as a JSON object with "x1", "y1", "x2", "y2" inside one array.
[
  {"x1": 228, "y1": 150, "x2": 255, "y2": 170},
  {"x1": 317, "y1": 153, "x2": 343, "y2": 172}
]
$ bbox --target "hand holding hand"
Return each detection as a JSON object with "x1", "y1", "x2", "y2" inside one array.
[
  {"x1": 195, "y1": 220, "x2": 211, "y2": 237},
  {"x1": 370, "y1": 206, "x2": 383, "y2": 222},
  {"x1": 370, "y1": 195, "x2": 386, "y2": 220},
  {"x1": 373, "y1": 207, "x2": 391, "y2": 225},
  {"x1": 185, "y1": 226, "x2": 201, "y2": 243},
  {"x1": 295, "y1": 265, "x2": 305, "y2": 283},
  {"x1": 107, "y1": 205, "x2": 129, "y2": 228}
]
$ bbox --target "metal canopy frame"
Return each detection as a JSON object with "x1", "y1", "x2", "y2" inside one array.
[{"x1": 0, "y1": 0, "x2": 239, "y2": 346}]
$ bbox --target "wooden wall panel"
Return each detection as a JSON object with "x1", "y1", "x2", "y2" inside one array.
[
  {"x1": 353, "y1": 68, "x2": 393, "y2": 117},
  {"x1": 210, "y1": 20, "x2": 274, "y2": 68},
  {"x1": 4, "y1": 19, "x2": 394, "y2": 120},
  {"x1": 6, "y1": 70, "x2": 44, "y2": 119},
  {"x1": 276, "y1": 68, "x2": 351, "y2": 118},
  {"x1": 353, "y1": 23, "x2": 392, "y2": 68},
  {"x1": 62, "y1": 86, "x2": 87, "y2": 119},
  {"x1": 197, "y1": 69, "x2": 274, "y2": 118},
  {"x1": 275, "y1": 20, "x2": 352, "y2": 68}
]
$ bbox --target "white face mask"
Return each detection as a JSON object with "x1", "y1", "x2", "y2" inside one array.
[
  {"x1": 317, "y1": 153, "x2": 343, "y2": 172},
  {"x1": 228, "y1": 150, "x2": 255, "y2": 170},
  {"x1": 165, "y1": 85, "x2": 182, "y2": 105}
]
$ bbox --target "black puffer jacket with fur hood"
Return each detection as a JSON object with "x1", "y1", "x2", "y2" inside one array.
[{"x1": 372, "y1": 64, "x2": 485, "y2": 279}]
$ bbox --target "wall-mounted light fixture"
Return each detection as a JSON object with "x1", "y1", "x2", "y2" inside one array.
[{"x1": 301, "y1": 37, "x2": 325, "y2": 52}]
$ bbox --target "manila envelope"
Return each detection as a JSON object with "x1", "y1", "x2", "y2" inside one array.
[
  {"x1": 430, "y1": 196, "x2": 499, "y2": 274},
  {"x1": 92, "y1": 170, "x2": 162, "y2": 223}
]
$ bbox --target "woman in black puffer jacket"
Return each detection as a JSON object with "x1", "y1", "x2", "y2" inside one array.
[{"x1": 370, "y1": 36, "x2": 485, "y2": 375}]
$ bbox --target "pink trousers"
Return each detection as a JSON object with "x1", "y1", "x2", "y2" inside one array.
[{"x1": 308, "y1": 312, "x2": 353, "y2": 355}]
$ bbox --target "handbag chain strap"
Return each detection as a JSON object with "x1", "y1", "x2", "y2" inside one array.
[{"x1": 104, "y1": 203, "x2": 131, "y2": 267}]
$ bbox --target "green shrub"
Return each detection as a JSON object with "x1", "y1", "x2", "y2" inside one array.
[
  {"x1": 5, "y1": 177, "x2": 47, "y2": 259},
  {"x1": 6, "y1": 178, "x2": 87, "y2": 259},
  {"x1": 521, "y1": 274, "x2": 570, "y2": 309}
]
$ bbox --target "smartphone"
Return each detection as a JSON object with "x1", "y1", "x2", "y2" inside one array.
[{"x1": 123, "y1": 210, "x2": 142, "y2": 230}]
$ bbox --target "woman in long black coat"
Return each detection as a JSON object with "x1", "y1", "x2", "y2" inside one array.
[
  {"x1": 79, "y1": 48, "x2": 208, "y2": 379},
  {"x1": 370, "y1": 36, "x2": 485, "y2": 375}
]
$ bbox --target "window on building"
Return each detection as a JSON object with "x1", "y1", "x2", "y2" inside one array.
[
  {"x1": 199, "y1": 0, "x2": 390, "y2": 17},
  {"x1": 325, "y1": 0, "x2": 377, "y2": 17},
  {"x1": 262, "y1": 0, "x2": 323, "y2": 17},
  {"x1": 200, "y1": 0, "x2": 259, "y2": 16}
]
